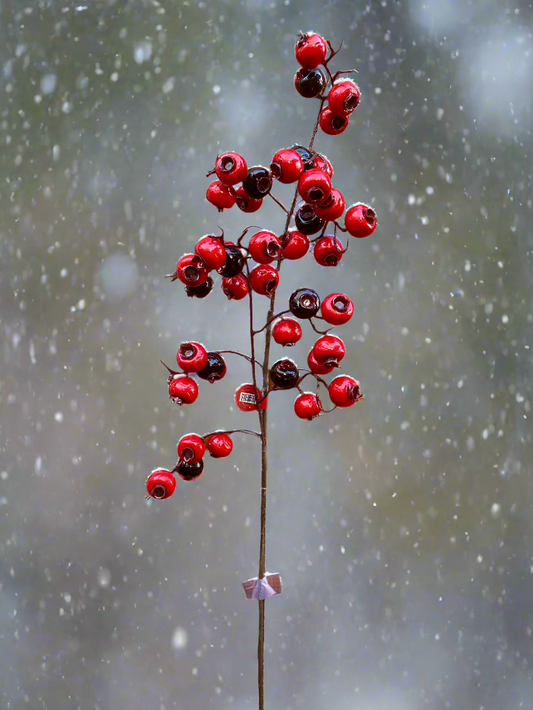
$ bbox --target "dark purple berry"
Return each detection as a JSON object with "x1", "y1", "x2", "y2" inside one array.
[
  {"x1": 197, "y1": 352, "x2": 227, "y2": 383},
  {"x1": 294, "y1": 202, "x2": 325, "y2": 235},
  {"x1": 294, "y1": 67, "x2": 326, "y2": 98},
  {"x1": 217, "y1": 243, "x2": 245, "y2": 277},
  {"x1": 243, "y1": 166, "x2": 273, "y2": 200},
  {"x1": 185, "y1": 276, "x2": 214, "y2": 299},
  {"x1": 175, "y1": 459, "x2": 204, "y2": 482},
  {"x1": 289, "y1": 287, "x2": 321, "y2": 319},
  {"x1": 270, "y1": 358, "x2": 300, "y2": 389}
]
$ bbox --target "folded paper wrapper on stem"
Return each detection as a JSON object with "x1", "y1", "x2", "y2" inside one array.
[{"x1": 242, "y1": 572, "x2": 282, "y2": 600}]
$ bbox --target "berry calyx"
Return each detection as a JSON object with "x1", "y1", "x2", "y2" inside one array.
[
  {"x1": 312, "y1": 335, "x2": 346, "y2": 368},
  {"x1": 291, "y1": 145, "x2": 316, "y2": 171},
  {"x1": 177, "y1": 433, "x2": 206, "y2": 463},
  {"x1": 328, "y1": 375, "x2": 363, "y2": 408},
  {"x1": 243, "y1": 166, "x2": 273, "y2": 200},
  {"x1": 197, "y1": 352, "x2": 227, "y2": 383},
  {"x1": 235, "y1": 383, "x2": 267, "y2": 412},
  {"x1": 272, "y1": 318, "x2": 303, "y2": 347},
  {"x1": 327, "y1": 79, "x2": 361, "y2": 115},
  {"x1": 294, "y1": 67, "x2": 326, "y2": 99},
  {"x1": 177, "y1": 341, "x2": 209, "y2": 373},
  {"x1": 294, "y1": 392, "x2": 322, "y2": 420},
  {"x1": 298, "y1": 169, "x2": 332, "y2": 204},
  {"x1": 295, "y1": 32, "x2": 328, "y2": 70},
  {"x1": 185, "y1": 276, "x2": 214, "y2": 299},
  {"x1": 206, "y1": 181, "x2": 236, "y2": 211},
  {"x1": 249, "y1": 264, "x2": 280, "y2": 296},
  {"x1": 206, "y1": 432, "x2": 233, "y2": 458},
  {"x1": 321, "y1": 293, "x2": 354, "y2": 325},
  {"x1": 270, "y1": 148, "x2": 305, "y2": 184},
  {"x1": 195, "y1": 235, "x2": 227, "y2": 271},
  {"x1": 312, "y1": 188, "x2": 345, "y2": 221},
  {"x1": 294, "y1": 202, "x2": 325, "y2": 235},
  {"x1": 234, "y1": 186, "x2": 263, "y2": 213},
  {"x1": 313, "y1": 235, "x2": 344, "y2": 267},
  {"x1": 319, "y1": 107, "x2": 349, "y2": 136},
  {"x1": 168, "y1": 374, "x2": 199, "y2": 405},
  {"x1": 345, "y1": 203, "x2": 378, "y2": 238},
  {"x1": 217, "y1": 243, "x2": 245, "y2": 277},
  {"x1": 248, "y1": 231, "x2": 282, "y2": 265},
  {"x1": 174, "y1": 253, "x2": 209, "y2": 287},
  {"x1": 222, "y1": 274, "x2": 249, "y2": 300},
  {"x1": 175, "y1": 459, "x2": 204, "y2": 482},
  {"x1": 307, "y1": 348, "x2": 336, "y2": 375},
  {"x1": 215, "y1": 152, "x2": 248, "y2": 186},
  {"x1": 146, "y1": 468, "x2": 176, "y2": 499},
  {"x1": 289, "y1": 287, "x2": 321, "y2": 319},
  {"x1": 270, "y1": 358, "x2": 300, "y2": 389},
  {"x1": 280, "y1": 229, "x2": 310, "y2": 260}
]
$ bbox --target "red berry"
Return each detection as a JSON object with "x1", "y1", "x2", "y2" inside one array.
[
  {"x1": 248, "y1": 231, "x2": 282, "y2": 265},
  {"x1": 329, "y1": 375, "x2": 363, "y2": 408},
  {"x1": 146, "y1": 468, "x2": 176, "y2": 499},
  {"x1": 313, "y1": 153, "x2": 333, "y2": 178},
  {"x1": 295, "y1": 32, "x2": 328, "y2": 70},
  {"x1": 177, "y1": 341, "x2": 209, "y2": 373},
  {"x1": 235, "y1": 383, "x2": 267, "y2": 412},
  {"x1": 243, "y1": 166, "x2": 273, "y2": 200},
  {"x1": 206, "y1": 181, "x2": 236, "y2": 211},
  {"x1": 215, "y1": 152, "x2": 248, "y2": 186},
  {"x1": 312, "y1": 335, "x2": 346, "y2": 367},
  {"x1": 313, "y1": 235, "x2": 344, "y2": 267},
  {"x1": 281, "y1": 229, "x2": 310, "y2": 260},
  {"x1": 197, "y1": 352, "x2": 227, "y2": 382},
  {"x1": 294, "y1": 392, "x2": 322, "y2": 420},
  {"x1": 168, "y1": 374, "x2": 199, "y2": 405},
  {"x1": 319, "y1": 107, "x2": 349, "y2": 136},
  {"x1": 222, "y1": 273, "x2": 249, "y2": 300},
  {"x1": 195, "y1": 235, "x2": 227, "y2": 271},
  {"x1": 321, "y1": 293, "x2": 354, "y2": 325},
  {"x1": 206, "y1": 432, "x2": 233, "y2": 458},
  {"x1": 312, "y1": 188, "x2": 345, "y2": 221},
  {"x1": 272, "y1": 317, "x2": 303, "y2": 347},
  {"x1": 234, "y1": 185, "x2": 263, "y2": 213},
  {"x1": 307, "y1": 348, "x2": 336, "y2": 375},
  {"x1": 327, "y1": 79, "x2": 361, "y2": 115},
  {"x1": 177, "y1": 433, "x2": 206, "y2": 463},
  {"x1": 294, "y1": 67, "x2": 326, "y2": 99},
  {"x1": 249, "y1": 264, "x2": 279, "y2": 296},
  {"x1": 175, "y1": 459, "x2": 204, "y2": 482},
  {"x1": 298, "y1": 169, "x2": 332, "y2": 204},
  {"x1": 174, "y1": 253, "x2": 209, "y2": 287},
  {"x1": 270, "y1": 148, "x2": 305, "y2": 184},
  {"x1": 345, "y1": 203, "x2": 378, "y2": 238}
]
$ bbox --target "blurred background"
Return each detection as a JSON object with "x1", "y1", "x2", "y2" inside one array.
[{"x1": 1, "y1": 0, "x2": 533, "y2": 708}]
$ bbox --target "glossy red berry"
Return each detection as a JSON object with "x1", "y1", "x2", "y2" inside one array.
[
  {"x1": 168, "y1": 374, "x2": 199, "y2": 406},
  {"x1": 327, "y1": 79, "x2": 361, "y2": 115},
  {"x1": 198, "y1": 352, "x2": 227, "y2": 383},
  {"x1": 217, "y1": 243, "x2": 245, "y2": 277},
  {"x1": 321, "y1": 293, "x2": 354, "y2": 325},
  {"x1": 195, "y1": 235, "x2": 227, "y2": 271},
  {"x1": 313, "y1": 153, "x2": 333, "y2": 178},
  {"x1": 329, "y1": 375, "x2": 363, "y2": 408},
  {"x1": 174, "y1": 253, "x2": 209, "y2": 287},
  {"x1": 175, "y1": 459, "x2": 204, "y2": 482},
  {"x1": 280, "y1": 229, "x2": 310, "y2": 260},
  {"x1": 294, "y1": 392, "x2": 322, "y2": 420},
  {"x1": 294, "y1": 67, "x2": 326, "y2": 99},
  {"x1": 272, "y1": 318, "x2": 303, "y2": 347},
  {"x1": 177, "y1": 433, "x2": 206, "y2": 464},
  {"x1": 313, "y1": 235, "x2": 345, "y2": 267},
  {"x1": 270, "y1": 148, "x2": 305, "y2": 184},
  {"x1": 235, "y1": 384, "x2": 267, "y2": 412},
  {"x1": 312, "y1": 335, "x2": 346, "y2": 367},
  {"x1": 221, "y1": 274, "x2": 249, "y2": 301},
  {"x1": 270, "y1": 358, "x2": 300, "y2": 390},
  {"x1": 307, "y1": 348, "x2": 336, "y2": 375},
  {"x1": 185, "y1": 277, "x2": 214, "y2": 299},
  {"x1": 248, "y1": 231, "x2": 282, "y2": 264},
  {"x1": 215, "y1": 152, "x2": 248, "y2": 186},
  {"x1": 313, "y1": 188, "x2": 345, "y2": 221},
  {"x1": 289, "y1": 287, "x2": 320, "y2": 319},
  {"x1": 206, "y1": 180, "x2": 236, "y2": 211},
  {"x1": 319, "y1": 107, "x2": 349, "y2": 136},
  {"x1": 146, "y1": 468, "x2": 176, "y2": 499},
  {"x1": 298, "y1": 169, "x2": 332, "y2": 204},
  {"x1": 234, "y1": 185, "x2": 263, "y2": 213},
  {"x1": 345, "y1": 203, "x2": 378, "y2": 238},
  {"x1": 295, "y1": 32, "x2": 328, "y2": 70},
  {"x1": 206, "y1": 432, "x2": 233, "y2": 458},
  {"x1": 177, "y1": 341, "x2": 209, "y2": 373},
  {"x1": 243, "y1": 166, "x2": 273, "y2": 200},
  {"x1": 249, "y1": 264, "x2": 279, "y2": 296}
]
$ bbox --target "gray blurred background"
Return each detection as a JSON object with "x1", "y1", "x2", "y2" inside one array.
[{"x1": 1, "y1": 0, "x2": 533, "y2": 708}]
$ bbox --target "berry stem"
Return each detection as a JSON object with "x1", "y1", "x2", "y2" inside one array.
[
  {"x1": 268, "y1": 192, "x2": 289, "y2": 214},
  {"x1": 215, "y1": 349, "x2": 263, "y2": 368},
  {"x1": 202, "y1": 428, "x2": 262, "y2": 439}
]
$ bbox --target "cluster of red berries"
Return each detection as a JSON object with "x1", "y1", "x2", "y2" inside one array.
[{"x1": 146, "y1": 31, "x2": 377, "y2": 501}]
